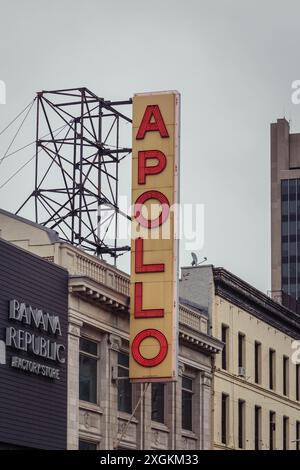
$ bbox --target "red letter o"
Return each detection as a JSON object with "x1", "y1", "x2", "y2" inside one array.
[
  {"x1": 134, "y1": 190, "x2": 170, "y2": 228},
  {"x1": 131, "y1": 329, "x2": 168, "y2": 367}
]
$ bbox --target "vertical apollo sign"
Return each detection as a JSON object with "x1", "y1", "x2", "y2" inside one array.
[{"x1": 130, "y1": 91, "x2": 180, "y2": 381}]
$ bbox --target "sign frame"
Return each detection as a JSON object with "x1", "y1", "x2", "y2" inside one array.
[{"x1": 130, "y1": 90, "x2": 180, "y2": 382}]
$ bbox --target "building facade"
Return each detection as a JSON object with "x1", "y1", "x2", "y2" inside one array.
[
  {"x1": 271, "y1": 118, "x2": 300, "y2": 306},
  {"x1": 2, "y1": 206, "x2": 300, "y2": 450},
  {"x1": 180, "y1": 264, "x2": 300, "y2": 450},
  {"x1": 0, "y1": 209, "x2": 222, "y2": 450}
]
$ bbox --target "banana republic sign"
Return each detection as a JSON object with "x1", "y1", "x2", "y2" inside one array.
[
  {"x1": 5, "y1": 299, "x2": 65, "y2": 380},
  {"x1": 0, "y1": 238, "x2": 68, "y2": 449}
]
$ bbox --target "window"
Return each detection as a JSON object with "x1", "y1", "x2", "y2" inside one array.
[
  {"x1": 283, "y1": 356, "x2": 289, "y2": 396},
  {"x1": 221, "y1": 324, "x2": 229, "y2": 370},
  {"x1": 269, "y1": 411, "x2": 276, "y2": 450},
  {"x1": 221, "y1": 393, "x2": 229, "y2": 445},
  {"x1": 254, "y1": 342, "x2": 262, "y2": 384},
  {"x1": 182, "y1": 376, "x2": 193, "y2": 431},
  {"x1": 283, "y1": 416, "x2": 289, "y2": 450},
  {"x1": 79, "y1": 338, "x2": 98, "y2": 404},
  {"x1": 79, "y1": 440, "x2": 97, "y2": 450},
  {"x1": 117, "y1": 352, "x2": 132, "y2": 414},
  {"x1": 269, "y1": 349, "x2": 276, "y2": 391},
  {"x1": 254, "y1": 406, "x2": 262, "y2": 450},
  {"x1": 281, "y1": 179, "x2": 300, "y2": 299},
  {"x1": 238, "y1": 399, "x2": 245, "y2": 449},
  {"x1": 296, "y1": 421, "x2": 300, "y2": 450},
  {"x1": 238, "y1": 333, "x2": 245, "y2": 371},
  {"x1": 296, "y1": 364, "x2": 300, "y2": 401},
  {"x1": 151, "y1": 383, "x2": 165, "y2": 424}
]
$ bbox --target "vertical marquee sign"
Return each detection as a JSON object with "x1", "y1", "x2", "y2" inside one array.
[{"x1": 130, "y1": 91, "x2": 180, "y2": 381}]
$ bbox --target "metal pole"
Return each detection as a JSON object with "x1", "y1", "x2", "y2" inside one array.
[
  {"x1": 78, "y1": 89, "x2": 84, "y2": 244},
  {"x1": 113, "y1": 382, "x2": 149, "y2": 449},
  {"x1": 97, "y1": 101, "x2": 102, "y2": 256},
  {"x1": 34, "y1": 94, "x2": 40, "y2": 223},
  {"x1": 114, "y1": 116, "x2": 120, "y2": 266},
  {"x1": 71, "y1": 119, "x2": 77, "y2": 244}
]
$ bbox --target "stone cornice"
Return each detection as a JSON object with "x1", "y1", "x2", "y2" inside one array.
[
  {"x1": 179, "y1": 324, "x2": 223, "y2": 355},
  {"x1": 69, "y1": 281, "x2": 222, "y2": 355},
  {"x1": 69, "y1": 275, "x2": 129, "y2": 313},
  {"x1": 213, "y1": 267, "x2": 300, "y2": 338}
]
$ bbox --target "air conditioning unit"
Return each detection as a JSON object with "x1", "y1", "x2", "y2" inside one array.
[{"x1": 238, "y1": 366, "x2": 246, "y2": 377}]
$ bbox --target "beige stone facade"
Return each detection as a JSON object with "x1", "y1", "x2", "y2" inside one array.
[
  {"x1": 180, "y1": 264, "x2": 300, "y2": 450},
  {"x1": 2, "y1": 207, "x2": 300, "y2": 450},
  {"x1": 0, "y1": 209, "x2": 222, "y2": 450}
]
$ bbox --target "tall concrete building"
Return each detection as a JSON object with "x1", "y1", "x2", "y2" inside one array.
[{"x1": 271, "y1": 118, "x2": 300, "y2": 308}]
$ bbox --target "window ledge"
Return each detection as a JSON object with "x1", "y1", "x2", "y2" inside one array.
[
  {"x1": 79, "y1": 401, "x2": 103, "y2": 414},
  {"x1": 151, "y1": 421, "x2": 170, "y2": 433},
  {"x1": 181, "y1": 429, "x2": 197, "y2": 440},
  {"x1": 118, "y1": 411, "x2": 138, "y2": 424},
  {"x1": 216, "y1": 442, "x2": 233, "y2": 450}
]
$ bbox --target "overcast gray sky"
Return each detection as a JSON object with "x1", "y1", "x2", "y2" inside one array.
[{"x1": 1, "y1": 0, "x2": 300, "y2": 294}]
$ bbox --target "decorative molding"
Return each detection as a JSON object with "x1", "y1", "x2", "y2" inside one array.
[
  {"x1": 69, "y1": 275, "x2": 129, "y2": 313},
  {"x1": 201, "y1": 371, "x2": 212, "y2": 387},
  {"x1": 108, "y1": 334, "x2": 122, "y2": 351},
  {"x1": 83, "y1": 412, "x2": 90, "y2": 429},
  {"x1": 152, "y1": 430, "x2": 160, "y2": 446},
  {"x1": 179, "y1": 330, "x2": 223, "y2": 354},
  {"x1": 68, "y1": 319, "x2": 82, "y2": 337},
  {"x1": 178, "y1": 362, "x2": 185, "y2": 376},
  {"x1": 118, "y1": 421, "x2": 127, "y2": 435}
]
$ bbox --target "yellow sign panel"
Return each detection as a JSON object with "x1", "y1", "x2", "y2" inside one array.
[{"x1": 130, "y1": 91, "x2": 180, "y2": 381}]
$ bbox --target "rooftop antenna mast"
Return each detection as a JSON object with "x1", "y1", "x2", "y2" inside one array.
[{"x1": 16, "y1": 87, "x2": 132, "y2": 265}]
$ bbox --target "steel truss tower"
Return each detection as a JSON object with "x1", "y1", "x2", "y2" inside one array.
[{"x1": 17, "y1": 87, "x2": 132, "y2": 263}]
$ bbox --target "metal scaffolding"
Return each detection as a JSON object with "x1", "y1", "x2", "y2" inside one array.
[{"x1": 16, "y1": 87, "x2": 132, "y2": 264}]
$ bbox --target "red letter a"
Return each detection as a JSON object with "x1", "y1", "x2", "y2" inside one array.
[{"x1": 136, "y1": 105, "x2": 169, "y2": 140}]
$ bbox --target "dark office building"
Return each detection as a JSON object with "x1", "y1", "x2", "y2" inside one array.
[
  {"x1": 281, "y1": 179, "x2": 300, "y2": 298},
  {"x1": 0, "y1": 238, "x2": 68, "y2": 449},
  {"x1": 271, "y1": 118, "x2": 300, "y2": 311}
]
